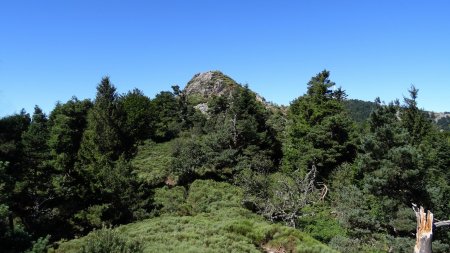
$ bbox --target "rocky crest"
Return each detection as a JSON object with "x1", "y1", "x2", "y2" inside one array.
[
  {"x1": 184, "y1": 71, "x2": 238, "y2": 99},
  {"x1": 184, "y1": 71, "x2": 274, "y2": 113}
]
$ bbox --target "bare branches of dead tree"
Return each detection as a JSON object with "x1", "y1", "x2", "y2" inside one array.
[{"x1": 259, "y1": 165, "x2": 323, "y2": 228}]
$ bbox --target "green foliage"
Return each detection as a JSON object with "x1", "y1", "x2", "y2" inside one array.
[
  {"x1": 72, "y1": 157, "x2": 149, "y2": 232},
  {"x1": 283, "y1": 70, "x2": 357, "y2": 179},
  {"x1": 132, "y1": 140, "x2": 173, "y2": 185},
  {"x1": 43, "y1": 98, "x2": 94, "y2": 238},
  {"x1": 25, "y1": 235, "x2": 51, "y2": 253},
  {"x1": 2, "y1": 72, "x2": 450, "y2": 253},
  {"x1": 185, "y1": 180, "x2": 243, "y2": 214},
  {"x1": 343, "y1": 99, "x2": 376, "y2": 124},
  {"x1": 48, "y1": 97, "x2": 92, "y2": 173},
  {"x1": 78, "y1": 77, "x2": 127, "y2": 164},
  {"x1": 15, "y1": 106, "x2": 57, "y2": 237},
  {"x1": 74, "y1": 226, "x2": 143, "y2": 253},
  {"x1": 0, "y1": 205, "x2": 32, "y2": 252},
  {"x1": 171, "y1": 85, "x2": 281, "y2": 182},
  {"x1": 154, "y1": 186, "x2": 187, "y2": 215},
  {"x1": 0, "y1": 109, "x2": 30, "y2": 164},
  {"x1": 151, "y1": 90, "x2": 182, "y2": 142},
  {"x1": 120, "y1": 89, "x2": 154, "y2": 144},
  {"x1": 171, "y1": 136, "x2": 211, "y2": 182},
  {"x1": 55, "y1": 181, "x2": 336, "y2": 253},
  {"x1": 0, "y1": 161, "x2": 32, "y2": 252},
  {"x1": 436, "y1": 116, "x2": 450, "y2": 131},
  {"x1": 297, "y1": 204, "x2": 346, "y2": 243},
  {"x1": 329, "y1": 90, "x2": 450, "y2": 251},
  {"x1": 401, "y1": 86, "x2": 433, "y2": 145},
  {"x1": 154, "y1": 180, "x2": 243, "y2": 216},
  {"x1": 70, "y1": 78, "x2": 150, "y2": 234}
]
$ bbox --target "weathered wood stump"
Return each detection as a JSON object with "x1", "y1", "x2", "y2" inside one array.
[{"x1": 413, "y1": 205, "x2": 433, "y2": 253}]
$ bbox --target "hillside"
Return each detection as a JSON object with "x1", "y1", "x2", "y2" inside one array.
[
  {"x1": 1, "y1": 70, "x2": 450, "y2": 253},
  {"x1": 53, "y1": 180, "x2": 337, "y2": 253},
  {"x1": 343, "y1": 99, "x2": 450, "y2": 131}
]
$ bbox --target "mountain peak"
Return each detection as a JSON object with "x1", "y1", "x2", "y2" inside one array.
[{"x1": 184, "y1": 71, "x2": 239, "y2": 99}]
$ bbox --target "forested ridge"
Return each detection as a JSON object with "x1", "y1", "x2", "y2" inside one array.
[{"x1": 1, "y1": 70, "x2": 449, "y2": 253}]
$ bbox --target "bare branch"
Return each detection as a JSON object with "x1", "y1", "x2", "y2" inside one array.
[{"x1": 434, "y1": 221, "x2": 450, "y2": 228}]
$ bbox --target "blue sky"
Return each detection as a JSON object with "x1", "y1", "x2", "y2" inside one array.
[{"x1": 1, "y1": 0, "x2": 449, "y2": 116}]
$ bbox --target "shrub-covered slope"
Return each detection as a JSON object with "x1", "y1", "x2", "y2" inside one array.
[{"x1": 53, "y1": 180, "x2": 338, "y2": 253}]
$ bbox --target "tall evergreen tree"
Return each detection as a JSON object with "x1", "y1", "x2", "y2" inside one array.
[
  {"x1": 0, "y1": 111, "x2": 32, "y2": 251},
  {"x1": 0, "y1": 110, "x2": 30, "y2": 165},
  {"x1": 400, "y1": 86, "x2": 432, "y2": 145},
  {"x1": 73, "y1": 78, "x2": 145, "y2": 233},
  {"x1": 78, "y1": 77, "x2": 126, "y2": 164},
  {"x1": 49, "y1": 98, "x2": 93, "y2": 176},
  {"x1": 45, "y1": 98, "x2": 93, "y2": 238},
  {"x1": 16, "y1": 106, "x2": 54, "y2": 236},
  {"x1": 283, "y1": 70, "x2": 356, "y2": 179}
]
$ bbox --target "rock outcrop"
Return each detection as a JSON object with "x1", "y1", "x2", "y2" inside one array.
[
  {"x1": 184, "y1": 71, "x2": 238, "y2": 100},
  {"x1": 183, "y1": 71, "x2": 274, "y2": 111}
]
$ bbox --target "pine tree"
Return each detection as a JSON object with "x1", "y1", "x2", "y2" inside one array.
[
  {"x1": 401, "y1": 85, "x2": 432, "y2": 145},
  {"x1": 49, "y1": 97, "x2": 92, "y2": 175},
  {"x1": 283, "y1": 70, "x2": 356, "y2": 179},
  {"x1": 17, "y1": 106, "x2": 54, "y2": 236},
  {"x1": 78, "y1": 77, "x2": 125, "y2": 164},
  {"x1": 73, "y1": 78, "x2": 144, "y2": 233},
  {"x1": 45, "y1": 98, "x2": 93, "y2": 238}
]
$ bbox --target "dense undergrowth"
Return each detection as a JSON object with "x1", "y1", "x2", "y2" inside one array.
[{"x1": 53, "y1": 180, "x2": 337, "y2": 253}]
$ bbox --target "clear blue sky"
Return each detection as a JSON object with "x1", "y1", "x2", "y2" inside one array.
[{"x1": 1, "y1": 0, "x2": 449, "y2": 116}]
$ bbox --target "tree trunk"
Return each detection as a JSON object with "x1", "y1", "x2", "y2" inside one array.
[{"x1": 413, "y1": 205, "x2": 433, "y2": 253}]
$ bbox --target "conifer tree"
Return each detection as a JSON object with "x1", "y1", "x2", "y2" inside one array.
[
  {"x1": 73, "y1": 78, "x2": 143, "y2": 233},
  {"x1": 78, "y1": 77, "x2": 125, "y2": 164},
  {"x1": 283, "y1": 70, "x2": 356, "y2": 179},
  {"x1": 49, "y1": 98, "x2": 92, "y2": 175},
  {"x1": 17, "y1": 106, "x2": 54, "y2": 236}
]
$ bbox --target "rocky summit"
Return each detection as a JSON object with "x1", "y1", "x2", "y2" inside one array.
[
  {"x1": 184, "y1": 71, "x2": 272, "y2": 113},
  {"x1": 184, "y1": 71, "x2": 239, "y2": 99}
]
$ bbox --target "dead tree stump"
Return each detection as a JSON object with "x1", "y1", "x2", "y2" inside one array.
[{"x1": 413, "y1": 205, "x2": 433, "y2": 253}]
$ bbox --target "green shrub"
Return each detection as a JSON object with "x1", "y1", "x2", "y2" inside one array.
[
  {"x1": 132, "y1": 140, "x2": 173, "y2": 185},
  {"x1": 186, "y1": 180, "x2": 243, "y2": 214},
  {"x1": 25, "y1": 235, "x2": 51, "y2": 253},
  {"x1": 154, "y1": 186, "x2": 187, "y2": 215},
  {"x1": 78, "y1": 227, "x2": 143, "y2": 253}
]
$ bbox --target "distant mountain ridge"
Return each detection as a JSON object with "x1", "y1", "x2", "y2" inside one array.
[{"x1": 343, "y1": 99, "x2": 450, "y2": 128}]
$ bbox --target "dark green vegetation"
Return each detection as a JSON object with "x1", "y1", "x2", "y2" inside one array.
[
  {"x1": 54, "y1": 180, "x2": 337, "y2": 253},
  {"x1": 343, "y1": 99, "x2": 377, "y2": 124},
  {"x1": 436, "y1": 114, "x2": 450, "y2": 131},
  {"x1": 1, "y1": 70, "x2": 449, "y2": 252}
]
